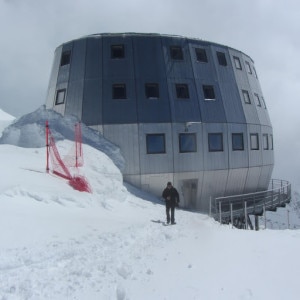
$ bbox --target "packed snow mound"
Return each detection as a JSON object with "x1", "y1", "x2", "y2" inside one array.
[{"x1": 0, "y1": 106, "x2": 125, "y2": 170}]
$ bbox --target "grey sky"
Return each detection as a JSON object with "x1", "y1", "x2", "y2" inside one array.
[{"x1": 0, "y1": 0, "x2": 300, "y2": 184}]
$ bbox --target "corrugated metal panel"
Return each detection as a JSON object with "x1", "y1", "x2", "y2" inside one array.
[
  {"x1": 82, "y1": 78, "x2": 102, "y2": 125},
  {"x1": 102, "y1": 78, "x2": 137, "y2": 124},
  {"x1": 244, "y1": 166, "x2": 261, "y2": 193},
  {"x1": 139, "y1": 123, "x2": 174, "y2": 174},
  {"x1": 213, "y1": 47, "x2": 246, "y2": 123},
  {"x1": 261, "y1": 125, "x2": 274, "y2": 165},
  {"x1": 167, "y1": 78, "x2": 201, "y2": 122},
  {"x1": 45, "y1": 46, "x2": 62, "y2": 109},
  {"x1": 172, "y1": 123, "x2": 204, "y2": 172},
  {"x1": 248, "y1": 124, "x2": 263, "y2": 167},
  {"x1": 200, "y1": 170, "x2": 229, "y2": 211},
  {"x1": 65, "y1": 39, "x2": 86, "y2": 119},
  {"x1": 103, "y1": 124, "x2": 140, "y2": 175},
  {"x1": 202, "y1": 123, "x2": 229, "y2": 171},
  {"x1": 257, "y1": 165, "x2": 273, "y2": 191},
  {"x1": 132, "y1": 36, "x2": 171, "y2": 123},
  {"x1": 85, "y1": 37, "x2": 102, "y2": 79},
  {"x1": 141, "y1": 173, "x2": 173, "y2": 197},
  {"x1": 225, "y1": 168, "x2": 248, "y2": 196},
  {"x1": 227, "y1": 123, "x2": 249, "y2": 168}
]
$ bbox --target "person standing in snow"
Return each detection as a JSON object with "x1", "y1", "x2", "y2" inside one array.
[{"x1": 162, "y1": 182, "x2": 180, "y2": 224}]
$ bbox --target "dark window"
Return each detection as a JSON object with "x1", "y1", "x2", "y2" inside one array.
[
  {"x1": 203, "y1": 85, "x2": 215, "y2": 100},
  {"x1": 195, "y1": 48, "x2": 208, "y2": 62},
  {"x1": 176, "y1": 84, "x2": 189, "y2": 99},
  {"x1": 217, "y1": 51, "x2": 227, "y2": 66},
  {"x1": 111, "y1": 44, "x2": 125, "y2": 59},
  {"x1": 270, "y1": 134, "x2": 274, "y2": 150},
  {"x1": 254, "y1": 93, "x2": 261, "y2": 107},
  {"x1": 145, "y1": 83, "x2": 159, "y2": 99},
  {"x1": 60, "y1": 51, "x2": 71, "y2": 66},
  {"x1": 208, "y1": 133, "x2": 223, "y2": 152},
  {"x1": 245, "y1": 61, "x2": 252, "y2": 74},
  {"x1": 242, "y1": 90, "x2": 251, "y2": 104},
  {"x1": 146, "y1": 134, "x2": 166, "y2": 154},
  {"x1": 250, "y1": 133, "x2": 259, "y2": 150},
  {"x1": 170, "y1": 46, "x2": 183, "y2": 60},
  {"x1": 263, "y1": 134, "x2": 269, "y2": 150},
  {"x1": 55, "y1": 89, "x2": 66, "y2": 105},
  {"x1": 179, "y1": 133, "x2": 197, "y2": 153},
  {"x1": 233, "y1": 56, "x2": 242, "y2": 70},
  {"x1": 232, "y1": 133, "x2": 244, "y2": 151},
  {"x1": 112, "y1": 84, "x2": 126, "y2": 99}
]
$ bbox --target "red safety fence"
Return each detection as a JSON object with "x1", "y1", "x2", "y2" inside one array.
[{"x1": 46, "y1": 121, "x2": 92, "y2": 193}]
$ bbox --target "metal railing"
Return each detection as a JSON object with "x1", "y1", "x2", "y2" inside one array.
[{"x1": 210, "y1": 179, "x2": 291, "y2": 226}]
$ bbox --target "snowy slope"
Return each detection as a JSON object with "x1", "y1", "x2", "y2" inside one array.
[
  {"x1": 1, "y1": 110, "x2": 300, "y2": 300},
  {"x1": 0, "y1": 108, "x2": 14, "y2": 137}
]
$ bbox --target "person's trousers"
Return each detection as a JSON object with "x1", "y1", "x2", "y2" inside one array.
[{"x1": 166, "y1": 202, "x2": 175, "y2": 223}]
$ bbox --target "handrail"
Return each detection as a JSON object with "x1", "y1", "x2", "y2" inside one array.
[{"x1": 211, "y1": 179, "x2": 291, "y2": 225}]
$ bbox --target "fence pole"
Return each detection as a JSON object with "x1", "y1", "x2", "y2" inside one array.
[
  {"x1": 219, "y1": 201, "x2": 222, "y2": 224},
  {"x1": 287, "y1": 210, "x2": 290, "y2": 229},
  {"x1": 263, "y1": 205, "x2": 267, "y2": 229},
  {"x1": 230, "y1": 203, "x2": 233, "y2": 228},
  {"x1": 46, "y1": 120, "x2": 49, "y2": 173},
  {"x1": 209, "y1": 196, "x2": 212, "y2": 217},
  {"x1": 244, "y1": 201, "x2": 248, "y2": 229}
]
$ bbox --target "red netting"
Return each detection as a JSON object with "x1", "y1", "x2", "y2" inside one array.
[{"x1": 46, "y1": 121, "x2": 92, "y2": 193}]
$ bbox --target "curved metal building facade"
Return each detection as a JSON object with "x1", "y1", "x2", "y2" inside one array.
[{"x1": 45, "y1": 33, "x2": 274, "y2": 212}]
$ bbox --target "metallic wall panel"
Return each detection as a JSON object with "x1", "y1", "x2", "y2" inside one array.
[
  {"x1": 172, "y1": 123, "x2": 204, "y2": 172},
  {"x1": 102, "y1": 78, "x2": 137, "y2": 124},
  {"x1": 85, "y1": 37, "x2": 102, "y2": 79},
  {"x1": 161, "y1": 36, "x2": 194, "y2": 79},
  {"x1": 102, "y1": 35, "x2": 135, "y2": 79},
  {"x1": 257, "y1": 165, "x2": 273, "y2": 191},
  {"x1": 103, "y1": 124, "x2": 140, "y2": 175},
  {"x1": 199, "y1": 170, "x2": 229, "y2": 211},
  {"x1": 261, "y1": 125, "x2": 274, "y2": 165},
  {"x1": 244, "y1": 166, "x2": 261, "y2": 193},
  {"x1": 213, "y1": 46, "x2": 246, "y2": 123},
  {"x1": 247, "y1": 124, "x2": 263, "y2": 167},
  {"x1": 202, "y1": 123, "x2": 229, "y2": 171},
  {"x1": 132, "y1": 36, "x2": 172, "y2": 123},
  {"x1": 139, "y1": 123, "x2": 174, "y2": 174},
  {"x1": 227, "y1": 123, "x2": 249, "y2": 168},
  {"x1": 82, "y1": 78, "x2": 102, "y2": 125},
  {"x1": 167, "y1": 78, "x2": 201, "y2": 122},
  {"x1": 225, "y1": 168, "x2": 248, "y2": 196},
  {"x1": 140, "y1": 173, "x2": 173, "y2": 197},
  {"x1": 46, "y1": 46, "x2": 62, "y2": 109},
  {"x1": 65, "y1": 80, "x2": 84, "y2": 120}
]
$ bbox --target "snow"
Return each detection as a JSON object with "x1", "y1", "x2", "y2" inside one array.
[{"x1": 1, "y1": 109, "x2": 300, "y2": 300}]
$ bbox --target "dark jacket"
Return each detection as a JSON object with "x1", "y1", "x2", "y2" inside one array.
[{"x1": 162, "y1": 187, "x2": 180, "y2": 206}]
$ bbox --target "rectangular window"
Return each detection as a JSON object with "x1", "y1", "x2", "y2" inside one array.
[
  {"x1": 55, "y1": 89, "x2": 66, "y2": 105},
  {"x1": 263, "y1": 134, "x2": 269, "y2": 150},
  {"x1": 170, "y1": 46, "x2": 183, "y2": 60},
  {"x1": 245, "y1": 61, "x2": 252, "y2": 74},
  {"x1": 242, "y1": 90, "x2": 251, "y2": 104},
  {"x1": 233, "y1": 56, "x2": 242, "y2": 70},
  {"x1": 232, "y1": 133, "x2": 244, "y2": 151},
  {"x1": 254, "y1": 93, "x2": 261, "y2": 107},
  {"x1": 270, "y1": 134, "x2": 274, "y2": 150},
  {"x1": 250, "y1": 133, "x2": 259, "y2": 150},
  {"x1": 145, "y1": 83, "x2": 159, "y2": 99},
  {"x1": 60, "y1": 51, "x2": 71, "y2": 66},
  {"x1": 112, "y1": 84, "x2": 126, "y2": 99},
  {"x1": 217, "y1": 51, "x2": 227, "y2": 66},
  {"x1": 111, "y1": 44, "x2": 125, "y2": 59},
  {"x1": 179, "y1": 133, "x2": 197, "y2": 153},
  {"x1": 208, "y1": 133, "x2": 223, "y2": 152},
  {"x1": 195, "y1": 48, "x2": 208, "y2": 62},
  {"x1": 176, "y1": 84, "x2": 189, "y2": 99},
  {"x1": 146, "y1": 134, "x2": 166, "y2": 154},
  {"x1": 203, "y1": 85, "x2": 215, "y2": 100}
]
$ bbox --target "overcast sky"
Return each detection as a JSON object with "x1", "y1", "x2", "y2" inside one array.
[{"x1": 0, "y1": 0, "x2": 299, "y2": 184}]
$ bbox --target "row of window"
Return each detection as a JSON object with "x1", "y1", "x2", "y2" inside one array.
[
  {"x1": 55, "y1": 84, "x2": 264, "y2": 107},
  {"x1": 146, "y1": 132, "x2": 273, "y2": 154},
  {"x1": 60, "y1": 45, "x2": 257, "y2": 77}
]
